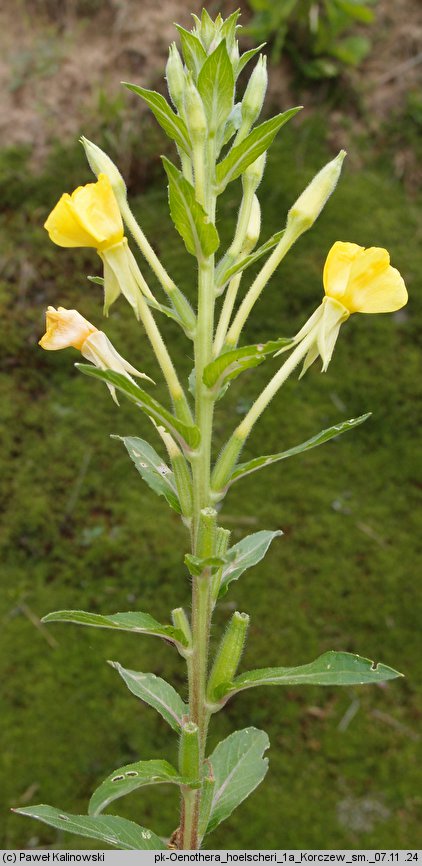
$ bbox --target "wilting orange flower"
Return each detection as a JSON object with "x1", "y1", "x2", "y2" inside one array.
[{"x1": 40, "y1": 306, "x2": 152, "y2": 401}]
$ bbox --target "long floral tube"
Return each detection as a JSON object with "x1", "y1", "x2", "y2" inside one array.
[
  {"x1": 211, "y1": 330, "x2": 316, "y2": 494},
  {"x1": 224, "y1": 221, "x2": 299, "y2": 348},
  {"x1": 119, "y1": 198, "x2": 197, "y2": 336}
]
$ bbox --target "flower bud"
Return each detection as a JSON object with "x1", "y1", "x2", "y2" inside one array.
[
  {"x1": 166, "y1": 43, "x2": 186, "y2": 112},
  {"x1": 242, "y1": 194, "x2": 261, "y2": 254},
  {"x1": 179, "y1": 721, "x2": 200, "y2": 784},
  {"x1": 171, "y1": 608, "x2": 192, "y2": 646},
  {"x1": 195, "y1": 8, "x2": 215, "y2": 51},
  {"x1": 80, "y1": 137, "x2": 126, "y2": 205},
  {"x1": 197, "y1": 507, "x2": 217, "y2": 559},
  {"x1": 230, "y1": 40, "x2": 240, "y2": 67},
  {"x1": 241, "y1": 56, "x2": 267, "y2": 128},
  {"x1": 207, "y1": 611, "x2": 249, "y2": 703},
  {"x1": 184, "y1": 73, "x2": 207, "y2": 140},
  {"x1": 287, "y1": 150, "x2": 346, "y2": 234},
  {"x1": 242, "y1": 152, "x2": 267, "y2": 192}
]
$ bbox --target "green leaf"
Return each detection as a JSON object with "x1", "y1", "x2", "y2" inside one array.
[
  {"x1": 12, "y1": 805, "x2": 165, "y2": 850},
  {"x1": 330, "y1": 35, "x2": 371, "y2": 66},
  {"x1": 123, "y1": 84, "x2": 191, "y2": 155},
  {"x1": 216, "y1": 230, "x2": 284, "y2": 287},
  {"x1": 145, "y1": 295, "x2": 185, "y2": 328},
  {"x1": 89, "y1": 759, "x2": 180, "y2": 816},
  {"x1": 236, "y1": 44, "x2": 266, "y2": 77},
  {"x1": 42, "y1": 610, "x2": 187, "y2": 648},
  {"x1": 230, "y1": 414, "x2": 371, "y2": 485},
  {"x1": 218, "y1": 529, "x2": 282, "y2": 598},
  {"x1": 220, "y1": 10, "x2": 241, "y2": 48},
  {"x1": 75, "y1": 365, "x2": 200, "y2": 451},
  {"x1": 162, "y1": 156, "x2": 220, "y2": 258},
  {"x1": 175, "y1": 25, "x2": 207, "y2": 79},
  {"x1": 203, "y1": 337, "x2": 292, "y2": 391},
  {"x1": 218, "y1": 651, "x2": 403, "y2": 699},
  {"x1": 114, "y1": 435, "x2": 181, "y2": 514},
  {"x1": 110, "y1": 661, "x2": 187, "y2": 732},
  {"x1": 198, "y1": 40, "x2": 234, "y2": 134},
  {"x1": 204, "y1": 728, "x2": 269, "y2": 834},
  {"x1": 184, "y1": 553, "x2": 229, "y2": 577},
  {"x1": 336, "y1": 0, "x2": 375, "y2": 23},
  {"x1": 216, "y1": 108, "x2": 301, "y2": 191}
]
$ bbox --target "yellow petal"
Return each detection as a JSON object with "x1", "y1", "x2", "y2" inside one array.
[
  {"x1": 44, "y1": 196, "x2": 100, "y2": 247},
  {"x1": 39, "y1": 307, "x2": 97, "y2": 350},
  {"x1": 323, "y1": 241, "x2": 364, "y2": 302},
  {"x1": 44, "y1": 175, "x2": 124, "y2": 250},
  {"x1": 344, "y1": 247, "x2": 408, "y2": 313},
  {"x1": 70, "y1": 174, "x2": 124, "y2": 250}
]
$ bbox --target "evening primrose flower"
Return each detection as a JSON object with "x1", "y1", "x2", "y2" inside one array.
[
  {"x1": 40, "y1": 306, "x2": 153, "y2": 402},
  {"x1": 44, "y1": 175, "x2": 150, "y2": 318},
  {"x1": 287, "y1": 241, "x2": 408, "y2": 376}
]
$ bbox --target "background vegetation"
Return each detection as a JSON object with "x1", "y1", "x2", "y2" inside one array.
[{"x1": 1, "y1": 0, "x2": 421, "y2": 850}]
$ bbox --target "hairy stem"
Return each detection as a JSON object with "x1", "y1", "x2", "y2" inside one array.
[{"x1": 181, "y1": 135, "x2": 217, "y2": 847}]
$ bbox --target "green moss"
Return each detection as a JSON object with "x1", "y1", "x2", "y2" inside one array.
[{"x1": 1, "y1": 116, "x2": 421, "y2": 849}]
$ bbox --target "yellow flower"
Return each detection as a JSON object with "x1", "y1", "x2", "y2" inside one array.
[
  {"x1": 284, "y1": 241, "x2": 408, "y2": 376},
  {"x1": 323, "y1": 241, "x2": 408, "y2": 313},
  {"x1": 39, "y1": 306, "x2": 153, "y2": 402},
  {"x1": 44, "y1": 174, "x2": 124, "y2": 250},
  {"x1": 44, "y1": 176, "x2": 153, "y2": 318}
]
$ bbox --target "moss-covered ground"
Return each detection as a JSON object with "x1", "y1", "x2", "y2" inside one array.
[{"x1": 1, "y1": 115, "x2": 421, "y2": 849}]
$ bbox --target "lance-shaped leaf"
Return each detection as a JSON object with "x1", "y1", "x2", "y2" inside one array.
[
  {"x1": 216, "y1": 230, "x2": 284, "y2": 287},
  {"x1": 198, "y1": 40, "x2": 234, "y2": 134},
  {"x1": 89, "y1": 759, "x2": 181, "y2": 816},
  {"x1": 215, "y1": 108, "x2": 301, "y2": 191},
  {"x1": 162, "y1": 157, "x2": 220, "y2": 258},
  {"x1": 203, "y1": 728, "x2": 269, "y2": 834},
  {"x1": 229, "y1": 414, "x2": 371, "y2": 486},
  {"x1": 236, "y1": 44, "x2": 266, "y2": 78},
  {"x1": 203, "y1": 337, "x2": 292, "y2": 392},
  {"x1": 12, "y1": 805, "x2": 165, "y2": 850},
  {"x1": 110, "y1": 661, "x2": 187, "y2": 732},
  {"x1": 220, "y1": 9, "x2": 241, "y2": 47},
  {"x1": 42, "y1": 610, "x2": 187, "y2": 649},
  {"x1": 114, "y1": 435, "x2": 181, "y2": 514},
  {"x1": 218, "y1": 529, "x2": 282, "y2": 599},
  {"x1": 215, "y1": 651, "x2": 403, "y2": 700},
  {"x1": 123, "y1": 84, "x2": 191, "y2": 155},
  {"x1": 175, "y1": 25, "x2": 207, "y2": 79},
  {"x1": 75, "y1": 365, "x2": 200, "y2": 451}
]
